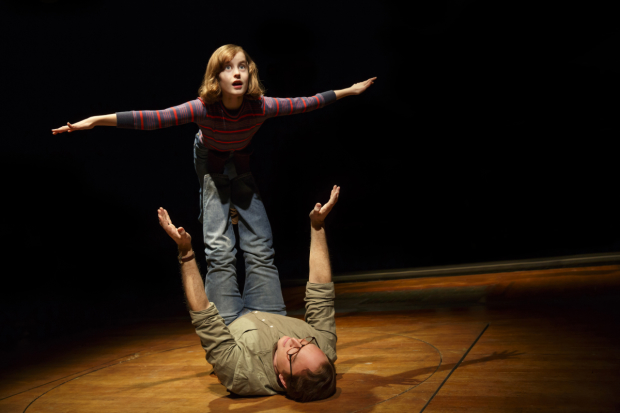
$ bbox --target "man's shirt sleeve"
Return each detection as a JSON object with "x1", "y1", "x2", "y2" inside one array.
[
  {"x1": 189, "y1": 303, "x2": 241, "y2": 390},
  {"x1": 304, "y1": 282, "x2": 337, "y2": 354}
]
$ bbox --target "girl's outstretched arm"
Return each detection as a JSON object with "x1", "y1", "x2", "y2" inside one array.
[
  {"x1": 52, "y1": 114, "x2": 117, "y2": 135},
  {"x1": 334, "y1": 77, "x2": 377, "y2": 100},
  {"x1": 52, "y1": 99, "x2": 205, "y2": 135},
  {"x1": 261, "y1": 77, "x2": 377, "y2": 119}
]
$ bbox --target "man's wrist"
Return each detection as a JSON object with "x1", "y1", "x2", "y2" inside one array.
[
  {"x1": 311, "y1": 221, "x2": 325, "y2": 231},
  {"x1": 178, "y1": 249, "x2": 195, "y2": 264},
  {"x1": 178, "y1": 246, "x2": 193, "y2": 255}
]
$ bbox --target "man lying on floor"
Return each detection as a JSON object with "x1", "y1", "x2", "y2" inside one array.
[{"x1": 157, "y1": 185, "x2": 340, "y2": 402}]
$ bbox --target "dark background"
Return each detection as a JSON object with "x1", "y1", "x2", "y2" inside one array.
[{"x1": 1, "y1": 0, "x2": 618, "y2": 349}]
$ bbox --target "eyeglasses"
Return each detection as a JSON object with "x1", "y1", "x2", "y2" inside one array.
[{"x1": 287, "y1": 336, "x2": 319, "y2": 378}]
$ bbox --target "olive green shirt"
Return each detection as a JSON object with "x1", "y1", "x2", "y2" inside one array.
[{"x1": 189, "y1": 282, "x2": 337, "y2": 396}]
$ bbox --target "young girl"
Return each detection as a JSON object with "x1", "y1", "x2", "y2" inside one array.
[{"x1": 52, "y1": 44, "x2": 375, "y2": 323}]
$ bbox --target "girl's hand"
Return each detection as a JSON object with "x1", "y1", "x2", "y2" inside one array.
[
  {"x1": 348, "y1": 77, "x2": 377, "y2": 95},
  {"x1": 52, "y1": 117, "x2": 96, "y2": 135}
]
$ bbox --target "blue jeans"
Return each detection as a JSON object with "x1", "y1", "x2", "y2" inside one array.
[{"x1": 193, "y1": 135, "x2": 286, "y2": 325}]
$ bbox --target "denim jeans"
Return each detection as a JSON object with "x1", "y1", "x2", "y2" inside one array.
[{"x1": 193, "y1": 134, "x2": 286, "y2": 325}]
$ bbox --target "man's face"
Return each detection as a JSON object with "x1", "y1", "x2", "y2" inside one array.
[
  {"x1": 273, "y1": 335, "x2": 327, "y2": 387},
  {"x1": 218, "y1": 51, "x2": 249, "y2": 97}
]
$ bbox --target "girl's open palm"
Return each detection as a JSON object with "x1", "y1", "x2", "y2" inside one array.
[
  {"x1": 52, "y1": 118, "x2": 95, "y2": 135},
  {"x1": 350, "y1": 77, "x2": 377, "y2": 95}
]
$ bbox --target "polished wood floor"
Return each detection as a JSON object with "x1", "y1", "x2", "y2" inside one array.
[{"x1": 1, "y1": 265, "x2": 619, "y2": 412}]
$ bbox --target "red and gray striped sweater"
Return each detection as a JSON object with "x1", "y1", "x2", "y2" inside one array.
[{"x1": 116, "y1": 91, "x2": 336, "y2": 152}]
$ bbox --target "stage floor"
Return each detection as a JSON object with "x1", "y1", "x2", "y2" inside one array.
[{"x1": 2, "y1": 265, "x2": 619, "y2": 412}]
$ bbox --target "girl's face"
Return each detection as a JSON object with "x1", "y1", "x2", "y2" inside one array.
[{"x1": 218, "y1": 51, "x2": 249, "y2": 97}]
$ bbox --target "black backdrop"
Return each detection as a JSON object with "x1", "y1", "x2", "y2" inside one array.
[{"x1": 1, "y1": 0, "x2": 618, "y2": 347}]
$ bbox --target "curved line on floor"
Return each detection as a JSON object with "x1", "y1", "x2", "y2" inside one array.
[
  {"x1": 2, "y1": 347, "x2": 160, "y2": 401},
  {"x1": 22, "y1": 344, "x2": 197, "y2": 413}
]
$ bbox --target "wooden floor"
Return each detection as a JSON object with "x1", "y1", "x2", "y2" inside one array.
[{"x1": 1, "y1": 265, "x2": 619, "y2": 412}]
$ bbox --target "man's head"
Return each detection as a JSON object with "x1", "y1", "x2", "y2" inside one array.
[{"x1": 273, "y1": 336, "x2": 337, "y2": 402}]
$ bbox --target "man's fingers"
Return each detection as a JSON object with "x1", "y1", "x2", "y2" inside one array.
[
  {"x1": 158, "y1": 207, "x2": 174, "y2": 229},
  {"x1": 157, "y1": 207, "x2": 190, "y2": 244},
  {"x1": 310, "y1": 186, "x2": 341, "y2": 222},
  {"x1": 320, "y1": 186, "x2": 340, "y2": 214},
  {"x1": 178, "y1": 227, "x2": 192, "y2": 240},
  {"x1": 329, "y1": 186, "x2": 340, "y2": 204}
]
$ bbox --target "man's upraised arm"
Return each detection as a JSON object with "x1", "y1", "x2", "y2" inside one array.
[
  {"x1": 308, "y1": 185, "x2": 339, "y2": 284},
  {"x1": 304, "y1": 186, "x2": 340, "y2": 354},
  {"x1": 157, "y1": 207, "x2": 208, "y2": 311},
  {"x1": 157, "y1": 207, "x2": 239, "y2": 390}
]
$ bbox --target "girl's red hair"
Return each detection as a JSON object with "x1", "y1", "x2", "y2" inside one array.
[{"x1": 198, "y1": 44, "x2": 265, "y2": 104}]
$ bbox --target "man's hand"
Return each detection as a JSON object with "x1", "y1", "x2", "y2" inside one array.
[
  {"x1": 158, "y1": 207, "x2": 192, "y2": 253},
  {"x1": 309, "y1": 185, "x2": 340, "y2": 229}
]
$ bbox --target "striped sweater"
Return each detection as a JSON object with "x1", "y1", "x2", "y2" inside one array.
[{"x1": 116, "y1": 91, "x2": 337, "y2": 152}]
